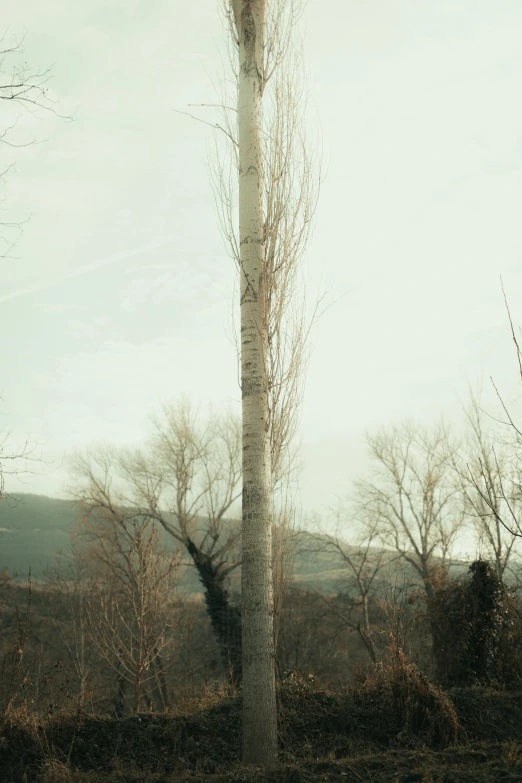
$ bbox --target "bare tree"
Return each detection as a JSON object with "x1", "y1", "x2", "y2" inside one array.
[
  {"x1": 142, "y1": 399, "x2": 243, "y2": 684},
  {"x1": 0, "y1": 30, "x2": 72, "y2": 501},
  {"x1": 43, "y1": 543, "x2": 98, "y2": 713},
  {"x1": 177, "y1": 0, "x2": 326, "y2": 761},
  {"x1": 67, "y1": 400, "x2": 244, "y2": 687},
  {"x1": 352, "y1": 421, "x2": 466, "y2": 601},
  {"x1": 448, "y1": 385, "x2": 520, "y2": 580},
  {"x1": 194, "y1": 7, "x2": 328, "y2": 605},
  {"x1": 228, "y1": 0, "x2": 277, "y2": 764},
  {"x1": 67, "y1": 446, "x2": 182, "y2": 715},
  {"x1": 216, "y1": 0, "x2": 322, "y2": 765},
  {"x1": 464, "y1": 280, "x2": 522, "y2": 547},
  {"x1": 0, "y1": 29, "x2": 73, "y2": 259},
  {"x1": 296, "y1": 503, "x2": 401, "y2": 664},
  {"x1": 0, "y1": 395, "x2": 47, "y2": 503},
  {"x1": 208, "y1": 0, "x2": 324, "y2": 598}
]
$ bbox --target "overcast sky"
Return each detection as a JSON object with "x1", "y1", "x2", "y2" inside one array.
[{"x1": 2, "y1": 0, "x2": 522, "y2": 557}]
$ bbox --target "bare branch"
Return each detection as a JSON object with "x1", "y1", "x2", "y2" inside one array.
[
  {"x1": 501, "y1": 274, "x2": 522, "y2": 384},
  {"x1": 351, "y1": 420, "x2": 466, "y2": 599}
]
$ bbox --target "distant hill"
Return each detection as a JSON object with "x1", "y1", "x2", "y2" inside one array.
[
  {"x1": 289, "y1": 530, "x2": 477, "y2": 599},
  {"x1": 0, "y1": 494, "x2": 203, "y2": 592},
  {"x1": 0, "y1": 494, "x2": 517, "y2": 597},
  {"x1": 0, "y1": 494, "x2": 79, "y2": 584}
]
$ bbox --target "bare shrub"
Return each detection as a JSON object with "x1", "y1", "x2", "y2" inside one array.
[
  {"x1": 0, "y1": 572, "x2": 33, "y2": 717},
  {"x1": 352, "y1": 634, "x2": 463, "y2": 749}
]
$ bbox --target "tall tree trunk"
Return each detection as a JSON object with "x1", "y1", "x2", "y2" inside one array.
[{"x1": 233, "y1": 0, "x2": 277, "y2": 768}]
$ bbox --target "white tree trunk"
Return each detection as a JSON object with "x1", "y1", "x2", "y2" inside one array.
[{"x1": 233, "y1": 0, "x2": 278, "y2": 768}]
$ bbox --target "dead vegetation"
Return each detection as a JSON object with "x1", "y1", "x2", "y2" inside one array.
[
  {"x1": 1, "y1": 605, "x2": 522, "y2": 782},
  {"x1": 1, "y1": 532, "x2": 522, "y2": 781}
]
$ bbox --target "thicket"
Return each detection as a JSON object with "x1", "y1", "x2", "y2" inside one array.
[
  {"x1": 427, "y1": 559, "x2": 522, "y2": 688},
  {"x1": 2, "y1": 558, "x2": 522, "y2": 719}
]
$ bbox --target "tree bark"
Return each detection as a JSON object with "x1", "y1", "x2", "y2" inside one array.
[{"x1": 233, "y1": 0, "x2": 278, "y2": 769}]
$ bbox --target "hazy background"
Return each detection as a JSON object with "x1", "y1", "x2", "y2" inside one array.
[{"x1": 2, "y1": 0, "x2": 522, "y2": 556}]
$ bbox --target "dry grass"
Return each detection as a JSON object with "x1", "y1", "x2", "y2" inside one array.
[
  {"x1": 349, "y1": 635, "x2": 463, "y2": 749},
  {"x1": 1, "y1": 653, "x2": 521, "y2": 782},
  {"x1": 1, "y1": 579, "x2": 521, "y2": 782}
]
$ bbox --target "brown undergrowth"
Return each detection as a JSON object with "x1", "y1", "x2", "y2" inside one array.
[{"x1": 1, "y1": 636, "x2": 522, "y2": 782}]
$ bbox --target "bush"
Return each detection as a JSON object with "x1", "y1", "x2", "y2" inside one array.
[
  {"x1": 428, "y1": 559, "x2": 522, "y2": 688},
  {"x1": 352, "y1": 634, "x2": 463, "y2": 749}
]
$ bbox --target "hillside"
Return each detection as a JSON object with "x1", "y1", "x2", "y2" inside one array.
[
  {"x1": 0, "y1": 494, "x2": 78, "y2": 584},
  {"x1": 0, "y1": 494, "x2": 514, "y2": 597},
  {"x1": 0, "y1": 494, "x2": 201, "y2": 592}
]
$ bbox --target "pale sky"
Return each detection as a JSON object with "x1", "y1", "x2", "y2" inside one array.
[{"x1": 2, "y1": 0, "x2": 522, "y2": 558}]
